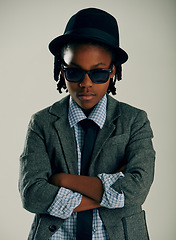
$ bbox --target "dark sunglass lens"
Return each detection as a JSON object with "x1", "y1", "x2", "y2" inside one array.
[
  {"x1": 65, "y1": 68, "x2": 83, "y2": 82},
  {"x1": 91, "y1": 70, "x2": 110, "y2": 83}
]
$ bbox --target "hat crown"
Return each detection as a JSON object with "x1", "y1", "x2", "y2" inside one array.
[
  {"x1": 49, "y1": 8, "x2": 128, "y2": 64},
  {"x1": 64, "y1": 8, "x2": 119, "y2": 46}
]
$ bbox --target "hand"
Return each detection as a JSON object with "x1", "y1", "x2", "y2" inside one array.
[{"x1": 73, "y1": 196, "x2": 101, "y2": 213}]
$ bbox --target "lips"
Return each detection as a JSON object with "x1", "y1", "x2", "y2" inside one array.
[{"x1": 78, "y1": 92, "x2": 96, "y2": 101}]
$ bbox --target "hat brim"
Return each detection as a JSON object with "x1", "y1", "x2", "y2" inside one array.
[{"x1": 49, "y1": 33, "x2": 128, "y2": 65}]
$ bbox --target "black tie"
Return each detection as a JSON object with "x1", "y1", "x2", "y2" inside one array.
[{"x1": 76, "y1": 119, "x2": 99, "y2": 240}]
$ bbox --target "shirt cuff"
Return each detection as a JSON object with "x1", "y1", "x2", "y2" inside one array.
[
  {"x1": 97, "y1": 172, "x2": 125, "y2": 209},
  {"x1": 48, "y1": 187, "x2": 82, "y2": 219}
]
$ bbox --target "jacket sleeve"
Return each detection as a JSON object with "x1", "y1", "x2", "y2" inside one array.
[
  {"x1": 111, "y1": 110, "x2": 156, "y2": 207},
  {"x1": 18, "y1": 114, "x2": 60, "y2": 214}
]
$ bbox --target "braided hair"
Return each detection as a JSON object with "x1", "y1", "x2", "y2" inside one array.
[{"x1": 53, "y1": 41, "x2": 122, "y2": 95}]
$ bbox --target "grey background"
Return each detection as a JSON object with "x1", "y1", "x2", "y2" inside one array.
[{"x1": 0, "y1": 0, "x2": 175, "y2": 239}]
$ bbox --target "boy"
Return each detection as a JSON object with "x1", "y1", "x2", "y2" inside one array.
[{"x1": 19, "y1": 8, "x2": 155, "y2": 240}]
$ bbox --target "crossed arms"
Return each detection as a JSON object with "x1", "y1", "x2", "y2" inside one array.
[{"x1": 49, "y1": 165, "x2": 126, "y2": 213}]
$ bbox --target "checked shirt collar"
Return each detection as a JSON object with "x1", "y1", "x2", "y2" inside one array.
[{"x1": 68, "y1": 94, "x2": 107, "y2": 129}]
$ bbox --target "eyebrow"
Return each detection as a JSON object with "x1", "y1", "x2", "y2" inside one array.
[{"x1": 68, "y1": 61, "x2": 106, "y2": 68}]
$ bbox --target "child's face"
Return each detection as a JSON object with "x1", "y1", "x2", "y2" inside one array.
[{"x1": 61, "y1": 44, "x2": 115, "y2": 114}]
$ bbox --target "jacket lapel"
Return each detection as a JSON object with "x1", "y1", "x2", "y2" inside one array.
[
  {"x1": 89, "y1": 96, "x2": 121, "y2": 174},
  {"x1": 49, "y1": 96, "x2": 78, "y2": 174}
]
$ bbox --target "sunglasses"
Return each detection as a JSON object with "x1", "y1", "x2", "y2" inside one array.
[{"x1": 61, "y1": 65, "x2": 113, "y2": 84}]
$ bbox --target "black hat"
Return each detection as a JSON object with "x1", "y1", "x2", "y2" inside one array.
[{"x1": 49, "y1": 8, "x2": 128, "y2": 64}]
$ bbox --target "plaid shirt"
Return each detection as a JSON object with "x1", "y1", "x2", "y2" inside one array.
[{"x1": 48, "y1": 95, "x2": 124, "y2": 239}]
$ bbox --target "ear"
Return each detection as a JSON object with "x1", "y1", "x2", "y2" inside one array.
[
  {"x1": 60, "y1": 69, "x2": 65, "y2": 78},
  {"x1": 110, "y1": 64, "x2": 116, "y2": 78}
]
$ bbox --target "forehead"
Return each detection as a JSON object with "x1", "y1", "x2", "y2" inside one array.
[
  {"x1": 62, "y1": 43, "x2": 112, "y2": 66},
  {"x1": 62, "y1": 41, "x2": 113, "y2": 56}
]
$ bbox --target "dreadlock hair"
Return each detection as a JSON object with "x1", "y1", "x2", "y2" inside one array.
[{"x1": 53, "y1": 40, "x2": 122, "y2": 95}]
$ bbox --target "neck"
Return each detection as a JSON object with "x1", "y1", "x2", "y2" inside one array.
[{"x1": 82, "y1": 107, "x2": 95, "y2": 117}]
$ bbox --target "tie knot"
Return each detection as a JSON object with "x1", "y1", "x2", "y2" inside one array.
[{"x1": 79, "y1": 119, "x2": 99, "y2": 131}]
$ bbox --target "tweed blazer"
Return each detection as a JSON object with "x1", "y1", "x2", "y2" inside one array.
[{"x1": 19, "y1": 95, "x2": 155, "y2": 240}]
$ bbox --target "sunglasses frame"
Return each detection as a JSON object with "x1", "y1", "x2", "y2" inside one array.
[{"x1": 61, "y1": 64, "x2": 113, "y2": 84}]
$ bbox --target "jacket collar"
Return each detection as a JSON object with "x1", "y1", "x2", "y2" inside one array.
[
  {"x1": 48, "y1": 95, "x2": 70, "y2": 118},
  {"x1": 106, "y1": 94, "x2": 121, "y2": 123}
]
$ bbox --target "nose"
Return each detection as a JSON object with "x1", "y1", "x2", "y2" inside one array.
[{"x1": 79, "y1": 73, "x2": 93, "y2": 88}]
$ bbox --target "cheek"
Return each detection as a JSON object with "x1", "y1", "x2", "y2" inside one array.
[
  {"x1": 65, "y1": 81, "x2": 78, "y2": 93},
  {"x1": 97, "y1": 82, "x2": 110, "y2": 95}
]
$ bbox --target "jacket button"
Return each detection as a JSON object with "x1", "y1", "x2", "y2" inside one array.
[{"x1": 49, "y1": 225, "x2": 57, "y2": 232}]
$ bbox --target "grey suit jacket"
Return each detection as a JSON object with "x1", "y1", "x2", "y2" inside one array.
[{"x1": 19, "y1": 95, "x2": 155, "y2": 240}]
